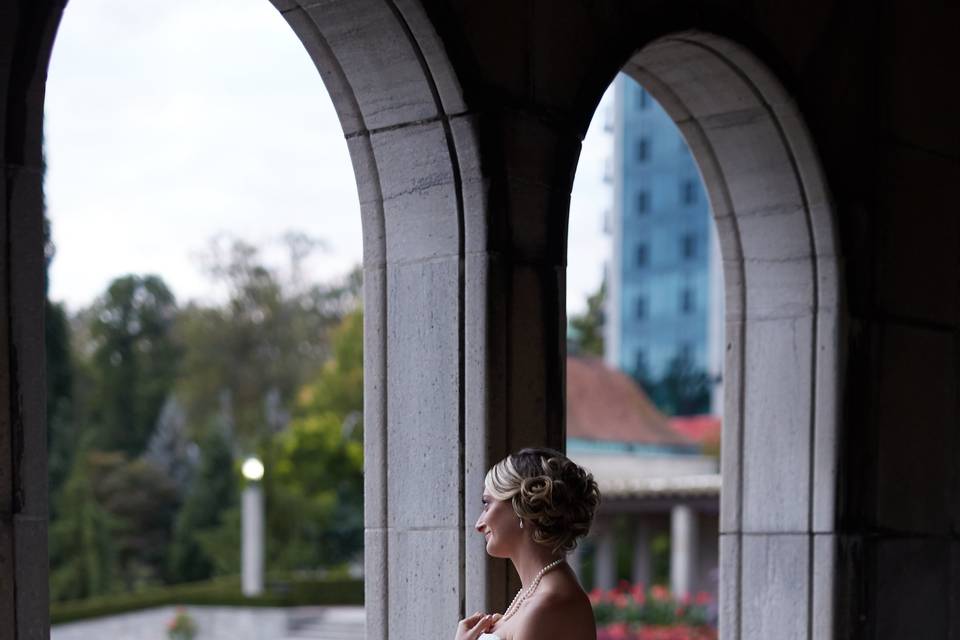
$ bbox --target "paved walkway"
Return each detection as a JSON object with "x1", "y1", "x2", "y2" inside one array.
[
  {"x1": 284, "y1": 606, "x2": 365, "y2": 640},
  {"x1": 52, "y1": 605, "x2": 366, "y2": 640}
]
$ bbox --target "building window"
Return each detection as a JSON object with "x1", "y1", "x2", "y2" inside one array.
[
  {"x1": 636, "y1": 137, "x2": 650, "y2": 162},
  {"x1": 636, "y1": 296, "x2": 648, "y2": 320},
  {"x1": 636, "y1": 190, "x2": 650, "y2": 214},
  {"x1": 636, "y1": 243, "x2": 649, "y2": 267},
  {"x1": 635, "y1": 87, "x2": 649, "y2": 110},
  {"x1": 680, "y1": 287, "x2": 695, "y2": 314},
  {"x1": 681, "y1": 179, "x2": 697, "y2": 205},
  {"x1": 681, "y1": 233, "x2": 697, "y2": 260}
]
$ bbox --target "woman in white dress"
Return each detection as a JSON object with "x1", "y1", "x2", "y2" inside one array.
[{"x1": 455, "y1": 447, "x2": 601, "y2": 640}]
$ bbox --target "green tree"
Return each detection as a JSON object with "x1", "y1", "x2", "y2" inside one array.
[
  {"x1": 657, "y1": 353, "x2": 712, "y2": 416},
  {"x1": 632, "y1": 352, "x2": 712, "y2": 417},
  {"x1": 568, "y1": 277, "x2": 606, "y2": 357},
  {"x1": 85, "y1": 274, "x2": 181, "y2": 455},
  {"x1": 175, "y1": 236, "x2": 360, "y2": 450},
  {"x1": 44, "y1": 211, "x2": 76, "y2": 512},
  {"x1": 92, "y1": 454, "x2": 180, "y2": 589},
  {"x1": 167, "y1": 426, "x2": 238, "y2": 583},
  {"x1": 47, "y1": 300, "x2": 75, "y2": 508},
  {"x1": 49, "y1": 441, "x2": 117, "y2": 601},
  {"x1": 264, "y1": 309, "x2": 364, "y2": 571}
]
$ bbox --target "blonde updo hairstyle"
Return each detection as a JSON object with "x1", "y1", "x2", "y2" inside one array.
[{"x1": 484, "y1": 447, "x2": 601, "y2": 555}]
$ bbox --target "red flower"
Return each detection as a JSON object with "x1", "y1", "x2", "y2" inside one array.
[{"x1": 650, "y1": 584, "x2": 670, "y2": 602}]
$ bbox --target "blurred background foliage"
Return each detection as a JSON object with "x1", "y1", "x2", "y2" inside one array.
[{"x1": 46, "y1": 228, "x2": 365, "y2": 603}]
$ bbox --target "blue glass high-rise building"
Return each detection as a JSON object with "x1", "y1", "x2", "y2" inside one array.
[{"x1": 604, "y1": 74, "x2": 723, "y2": 408}]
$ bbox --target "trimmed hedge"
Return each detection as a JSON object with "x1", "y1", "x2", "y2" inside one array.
[{"x1": 50, "y1": 575, "x2": 364, "y2": 625}]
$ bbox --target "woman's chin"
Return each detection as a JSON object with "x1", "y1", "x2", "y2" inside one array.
[{"x1": 485, "y1": 540, "x2": 509, "y2": 558}]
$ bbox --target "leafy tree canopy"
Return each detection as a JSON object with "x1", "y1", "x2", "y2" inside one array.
[
  {"x1": 633, "y1": 352, "x2": 712, "y2": 417},
  {"x1": 84, "y1": 274, "x2": 181, "y2": 455},
  {"x1": 175, "y1": 234, "x2": 361, "y2": 450},
  {"x1": 569, "y1": 277, "x2": 606, "y2": 357},
  {"x1": 267, "y1": 309, "x2": 364, "y2": 571}
]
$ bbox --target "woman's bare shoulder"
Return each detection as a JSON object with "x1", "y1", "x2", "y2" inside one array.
[{"x1": 514, "y1": 586, "x2": 596, "y2": 640}]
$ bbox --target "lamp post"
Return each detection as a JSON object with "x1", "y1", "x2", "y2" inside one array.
[{"x1": 241, "y1": 456, "x2": 265, "y2": 597}]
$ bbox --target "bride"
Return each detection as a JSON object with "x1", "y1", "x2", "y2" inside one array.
[{"x1": 455, "y1": 448, "x2": 601, "y2": 640}]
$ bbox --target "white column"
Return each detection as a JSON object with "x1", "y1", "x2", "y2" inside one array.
[
  {"x1": 670, "y1": 504, "x2": 697, "y2": 598},
  {"x1": 242, "y1": 484, "x2": 265, "y2": 596},
  {"x1": 594, "y1": 524, "x2": 617, "y2": 590},
  {"x1": 631, "y1": 519, "x2": 652, "y2": 587}
]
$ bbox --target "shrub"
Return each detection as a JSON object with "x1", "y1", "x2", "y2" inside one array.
[
  {"x1": 50, "y1": 574, "x2": 363, "y2": 625},
  {"x1": 591, "y1": 581, "x2": 716, "y2": 640},
  {"x1": 166, "y1": 607, "x2": 197, "y2": 640}
]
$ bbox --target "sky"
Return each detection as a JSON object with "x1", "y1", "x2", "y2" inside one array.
[{"x1": 44, "y1": 0, "x2": 611, "y2": 316}]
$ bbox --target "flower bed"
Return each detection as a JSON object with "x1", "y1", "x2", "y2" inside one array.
[{"x1": 591, "y1": 582, "x2": 717, "y2": 640}]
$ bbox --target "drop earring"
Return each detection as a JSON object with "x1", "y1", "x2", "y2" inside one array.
[{"x1": 519, "y1": 518, "x2": 524, "y2": 529}]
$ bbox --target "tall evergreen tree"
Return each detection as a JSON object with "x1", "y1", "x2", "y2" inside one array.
[
  {"x1": 46, "y1": 300, "x2": 75, "y2": 507},
  {"x1": 92, "y1": 453, "x2": 180, "y2": 589},
  {"x1": 86, "y1": 274, "x2": 181, "y2": 455},
  {"x1": 167, "y1": 425, "x2": 237, "y2": 583},
  {"x1": 44, "y1": 211, "x2": 76, "y2": 511},
  {"x1": 49, "y1": 441, "x2": 117, "y2": 601}
]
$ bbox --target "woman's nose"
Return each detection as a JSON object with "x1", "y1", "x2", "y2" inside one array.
[{"x1": 474, "y1": 516, "x2": 484, "y2": 532}]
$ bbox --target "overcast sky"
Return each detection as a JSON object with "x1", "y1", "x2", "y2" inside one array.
[{"x1": 44, "y1": 0, "x2": 611, "y2": 316}]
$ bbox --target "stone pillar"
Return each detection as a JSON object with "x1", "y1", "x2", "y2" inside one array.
[
  {"x1": 459, "y1": 110, "x2": 582, "y2": 614},
  {"x1": 670, "y1": 504, "x2": 697, "y2": 598},
  {"x1": 0, "y1": 5, "x2": 59, "y2": 640},
  {"x1": 594, "y1": 524, "x2": 617, "y2": 591},
  {"x1": 241, "y1": 484, "x2": 265, "y2": 597},
  {"x1": 631, "y1": 519, "x2": 652, "y2": 587}
]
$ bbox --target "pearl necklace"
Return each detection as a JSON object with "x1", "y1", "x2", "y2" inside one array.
[{"x1": 500, "y1": 558, "x2": 565, "y2": 623}]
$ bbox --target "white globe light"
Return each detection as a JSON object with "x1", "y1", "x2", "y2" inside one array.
[{"x1": 241, "y1": 457, "x2": 265, "y2": 481}]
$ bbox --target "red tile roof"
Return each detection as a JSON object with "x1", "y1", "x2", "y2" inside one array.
[
  {"x1": 566, "y1": 356, "x2": 692, "y2": 446},
  {"x1": 669, "y1": 415, "x2": 722, "y2": 444}
]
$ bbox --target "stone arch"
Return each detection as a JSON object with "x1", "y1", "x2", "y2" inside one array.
[
  {"x1": 2, "y1": 1, "x2": 481, "y2": 638},
  {"x1": 3, "y1": 4, "x2": 842, "y2": 640},
  {"x1": 616, "y1": 32, "x2": 843, "y2": 639}
]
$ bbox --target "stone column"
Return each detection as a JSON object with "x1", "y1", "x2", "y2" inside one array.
[
  {"x1": 459, "y1": 110, "x2": 582, "y2": 614},
  {"x1": 670, "y1": 504, "x2": 697, "y2": 598},
  {"x1": 0, "y1": 4, "x2": 58, "y2": 640},
  {"x1": 594, "y1": 524, "x2": 617, "y2": 591},
  {"x1": 241, "y1": 484, "x2": 265, "y2": 597},
  {"x1": 631, "y1": 519, "x2": 652, "y2": 587}
]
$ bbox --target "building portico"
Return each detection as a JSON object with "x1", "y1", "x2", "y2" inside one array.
[{"x1": 2, "y1": 1, "x2": 959, "y2": 639}]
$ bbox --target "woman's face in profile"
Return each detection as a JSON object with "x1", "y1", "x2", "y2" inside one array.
[{"x1": 475, "y1": 489, "x2": 521, "y2": 558}]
